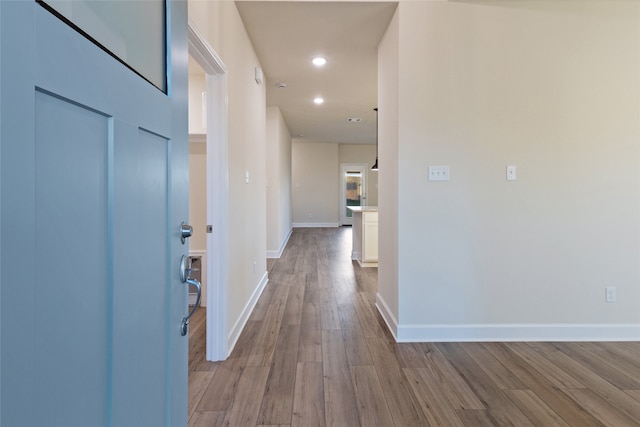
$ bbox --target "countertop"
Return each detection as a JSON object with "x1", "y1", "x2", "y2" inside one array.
[{"x1": 347, "y1": 206, "x2": 378, "y2": 213}]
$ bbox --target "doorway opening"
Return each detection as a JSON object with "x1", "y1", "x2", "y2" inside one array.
[
  {"x1": 187, "y1": 55, "x2": 207, "y2": 359},
  {"x1": 187, "y1": 18, "x2": 229, "y2": 363},
  {"x1": 340, "y1": 163, "x2": 368, "y2": 226}
]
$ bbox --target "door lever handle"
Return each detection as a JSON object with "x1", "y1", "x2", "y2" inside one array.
[
  {"x1": 181, "y1": 277, "x2": 201, "y2": 336},
  {"x1": 179, "y1": 254, "x2": 202, "y2": 336}
]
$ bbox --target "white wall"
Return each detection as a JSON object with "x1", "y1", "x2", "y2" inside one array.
[
  {"x1": 188, "y1": 71, "x2": 206, "y2": 135},
  {"x1": 266, "y1": 106, "x2": 292, "y2": 257},
  {"x1": 292, "y1": 142, "x2": 339, "y2": 226},
  {"x1": 188, "y1": 139, "x2": 207, "y2": 251},
  {"x1": 376, "y1": 7, "x2": 400, "y2": 334},
  {"x1": 189, "y1": 0, "x2": 267, "y2": 348},
  {"x1": 291, "y1": 142, "x2": 378, "y2": 227},
  {"x1": 378, "y1": 1, "x2": 640, "y2": 341}
]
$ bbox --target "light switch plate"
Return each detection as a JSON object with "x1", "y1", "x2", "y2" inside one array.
[
  {"x1": 605, "y1": 286, "x2": 616, "y2": 303},
  {"x1": 507, "y1": 165, "x2": 517, "y2": 181},
  {"x1": 428, "y1": 166, "x2": 450, "y2": 182}
]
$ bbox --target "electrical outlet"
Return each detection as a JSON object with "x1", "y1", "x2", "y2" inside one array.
[
  {"x1": 605, "y1": 286, "x2": 616, "y2": 303},
  {"x1": 253, "y1": 261, "x2": 257, "y2": 273}
]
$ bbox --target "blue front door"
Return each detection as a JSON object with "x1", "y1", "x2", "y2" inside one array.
[{"x1": 1, "y1": 1, "x2": 189, "y2": 425}]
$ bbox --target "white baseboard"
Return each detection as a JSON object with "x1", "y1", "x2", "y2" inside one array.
[
  {"x1": 375, "y1": 293, "x2": 640, "y2": 342},
  {"x1": 395, "y1": 323, "x2": 640, "y2": 342},
  {"x1": 267, "y1": 227, "x2": 293, "y2": 259},
  {"x1": 292, "y1": 222, "x2": 339, "y2": 228},
  {"x1": 375, "y1": 293, "x2": 399, "y2": 340},
  {"x1": 227, "y1": 271, "x2": 269, "y2": 353}
]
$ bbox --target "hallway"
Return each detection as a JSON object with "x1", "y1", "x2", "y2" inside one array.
[{"x1": 188, "y1": 228, "x2": 640, "y2": 426}]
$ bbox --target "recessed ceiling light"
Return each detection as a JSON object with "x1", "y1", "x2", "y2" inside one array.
[
  {"x1": 312, "y1": 57, "x2": 327, "y2": 67},
  {"x1": 313, "y1": 97, "x2": 324, "y2": 105}
]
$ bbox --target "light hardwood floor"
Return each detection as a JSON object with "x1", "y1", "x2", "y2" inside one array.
[{"x1": 188, "y1": 227, "x2": 640, "y2": 426}]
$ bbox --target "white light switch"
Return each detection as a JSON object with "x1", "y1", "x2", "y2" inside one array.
[
  {"x1": 605, "y1": 287, "x2": 616, "y2": 303},
  {"x1": 506, "y1": 165, "x2": 517, "y2": 181},
  {"x1": 245, "y1": 170, "x2": 250, "y2": 184},
  {"x1": 428, "y1": 166, "x2": 450, "y2": 182}
]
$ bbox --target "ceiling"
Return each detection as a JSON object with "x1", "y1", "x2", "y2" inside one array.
[{"x1": 233, "y1": 1, "x2": 397, "y2": 144}]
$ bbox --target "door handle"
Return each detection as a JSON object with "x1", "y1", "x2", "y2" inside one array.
[
  {"x1": 179, "y1": 254, "x2": 202, "y2": 336},
  {"x1": 181, "y1": 277, "x2": 201, "y2": 336}
]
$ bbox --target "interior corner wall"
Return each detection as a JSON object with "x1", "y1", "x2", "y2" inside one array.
[
  {"x1": 376, "y1": 6, "x2": 400, "y2": 334},
  {"x1": 266, "y1": 106, "x2": 292, "y2": 257},
  {"x1": 291, "y1": 142, "x2": 339, "y2": 226},
  {"x1": 188, "y1": 0, "x2": 267, "y2": 346},
  {"x1": 395, "y1": 1, "x2": 640, "y2": 341},
  {"x1": 338, "y1": 144, "x2": 379, "y2": 206}
]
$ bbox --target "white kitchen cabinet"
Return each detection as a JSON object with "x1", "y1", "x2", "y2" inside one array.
[{"x1": 349, "y1": 207, "x2": 378, "y2": 267}]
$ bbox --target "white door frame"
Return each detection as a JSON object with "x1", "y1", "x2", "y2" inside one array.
[
  {"x1": 188, "y1": 19, "x2": 229, "y2": 361},
  {"x1": 340, "y1": 163, "x2": 368, "y2": 226}
]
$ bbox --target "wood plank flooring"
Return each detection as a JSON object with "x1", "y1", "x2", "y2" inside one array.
[{"x1": 188, "y1": 227, "x2": 640, "y2": 426}]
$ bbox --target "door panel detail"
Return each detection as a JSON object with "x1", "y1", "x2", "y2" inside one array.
[
  {"x1": 35, "y1": 89, "x2": 111, "y2": 426},
  {"x1": 112, "y1": 124, "x2": 170, "y2": 426}
]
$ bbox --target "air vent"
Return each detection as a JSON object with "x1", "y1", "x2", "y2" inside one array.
[{"x1": 347, "y1": 118, "x2": 362, "y2": 123}]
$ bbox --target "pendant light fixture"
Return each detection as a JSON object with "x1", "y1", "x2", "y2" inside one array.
[{"x1": 371, "y1": 107, "x2": 379, "y2": 171}]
